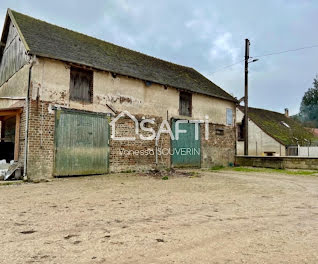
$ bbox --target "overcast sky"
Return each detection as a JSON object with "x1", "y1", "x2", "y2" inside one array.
[{"x1": 1, "y1": 0, "x2": 317, "y2": 115}]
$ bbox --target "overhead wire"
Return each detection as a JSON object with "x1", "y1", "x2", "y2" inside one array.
[{"x1": 211, "y1": 43, "x2": 318, "y2": 75}]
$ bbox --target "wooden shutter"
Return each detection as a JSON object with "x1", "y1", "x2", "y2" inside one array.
[
  {"x1": 179, "y1": 92, "x2": 192, "y2": 116},
  {"x1": 70, "y1": 67, "x2": 93, "y2": 103}
]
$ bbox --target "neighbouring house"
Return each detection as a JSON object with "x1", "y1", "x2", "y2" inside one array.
[
  {"x1": 236, "y1": 106, "x2": 313, "y2": 156},
  {"x1": 0, "y1": 9, "x2": 237, "y2": 181}
]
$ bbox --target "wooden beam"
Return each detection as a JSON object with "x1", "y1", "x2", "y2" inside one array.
[
  {"x1": 14, "y1": 113, "x2": 21, "y2": 161},
  {"x1": 0, "y1": 109, "x2": 22, "y2": 116},
  {"x1": 2, "y1": 114, "x2": 16, "y2": 121}
]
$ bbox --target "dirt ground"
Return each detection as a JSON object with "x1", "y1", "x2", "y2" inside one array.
[{"x1": 1, "y1": 169, "x2": 318, "y2": 264}]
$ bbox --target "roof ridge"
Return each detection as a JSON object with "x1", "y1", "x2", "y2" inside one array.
[
  {"x1": 239, "y1": 105, "x2": 285, "y2": 116},
  {"x1": 238, "y1": 105, "x2": 313, "y2": 146},
  {"x1": 10, "y1": 9, "x2": 194, "y2": 71}
]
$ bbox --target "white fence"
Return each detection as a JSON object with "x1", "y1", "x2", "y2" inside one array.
[{"x1": 298, "y1": 146, "x2": 318, "y2": 157}]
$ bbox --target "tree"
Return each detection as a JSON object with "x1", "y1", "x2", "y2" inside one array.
[{"x1": 299, "y1": 75, "x2": 318, "y2": 127}]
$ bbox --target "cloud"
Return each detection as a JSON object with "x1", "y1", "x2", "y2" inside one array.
[
  {"x1": 209, "y1": 32, "x2": 239, "y2": 62},
  {"x1": 184, "y1": 10, "x2": 216, "y2": 40},
  {"x1": 116, "y1": 0, "x2": 144, "y2": 18}
]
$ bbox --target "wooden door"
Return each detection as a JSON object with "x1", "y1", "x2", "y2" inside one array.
[{"x1": 54, "y1": 109, "x2": 109, "y2": 176}]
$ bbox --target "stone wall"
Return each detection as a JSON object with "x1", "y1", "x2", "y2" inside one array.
[
  {"x1": 236, "y1": 156, "x2": 318, "y2": 170},
  {"x1": 109, "y1": 116, "x2": 170, "y2": 172},
  {"x1": 201, "y1": 123, "x2": 236, "y2": 167}
]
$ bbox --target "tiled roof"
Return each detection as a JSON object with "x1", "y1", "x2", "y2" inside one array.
[
  {"x1": 4, "y1": 9, "x2": 236, "y2": 102},
  {"x1": 239, "y1": 106, "x2": 314, "y2": 146}
]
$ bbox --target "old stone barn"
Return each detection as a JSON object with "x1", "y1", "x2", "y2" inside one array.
[{"x1": 0, "y1": 9, "x2": 237, "y2": 181}]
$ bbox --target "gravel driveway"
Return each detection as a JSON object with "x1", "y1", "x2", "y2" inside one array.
[{"x1": 1, "y1": 170, "x2": 318, "y2": 263}]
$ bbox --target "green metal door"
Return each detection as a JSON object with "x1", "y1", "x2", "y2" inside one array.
[
  {"x1": 171, "y1": 120, "x2": 201, "y2": 167},
  {"x1": 54, "y1": 109, "x2": 110, "y2": 176}
]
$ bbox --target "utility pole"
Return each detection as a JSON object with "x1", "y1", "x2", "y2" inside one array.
[{"x1": 244, "y1": 39, "x2": 250, "y2": 156}]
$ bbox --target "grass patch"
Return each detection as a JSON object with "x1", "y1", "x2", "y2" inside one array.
[
  {"x1": 274, "y1": 169, "x2": 317, "y2": 176},
  {"x1": 207, "y1": 165, "x2": 318, "y2": 176},
  {"x1": 210, "y1": 165, "x2": 225, "y2": 171},
  {"x1": 231, "y1": 167, "x2": 318, "y2": 176},
  {"x1": 162, "y1": 176, "x2": 169, "y2": 180},
  {"x1": 231, "y1": 167, "x2": 263, "y2": 173}
]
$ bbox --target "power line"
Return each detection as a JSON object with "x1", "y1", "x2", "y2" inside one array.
[
  {"x1": 254, "y1": 44, "x2": 318, "y2": 58},
  {"x1": 211, "y1": 43, "x2": 318, "y2": 75},
  {"x1": 210, "y1": 59, "x2": 244, "y2": 75}
]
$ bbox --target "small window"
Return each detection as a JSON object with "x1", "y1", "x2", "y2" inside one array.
[
  {"x1": 216, "y1": 128, "x2": 224, "y2": 136},
  {"x1": 70, "y1": 67, "x2": 93, "y2": 103},
  {"x1": 179, "y1": 91, "x2": 192, "y2": 117},
  {"x1": 237, "y1": 123, "x2": 244, "y2": 141},
  {"x1": 226, "y1": 108, "x2": 233, "y2": 125}
]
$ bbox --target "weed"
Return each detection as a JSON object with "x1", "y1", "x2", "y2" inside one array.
[
  {"x1": 210, "y1": 165, "x2": 225, "y2": 171},
  {"x1": 188, "y1": 171, "x2": 200, "y2": 178},
  {"x1": 121, "y1": 170, "x2": 135, "y2": 173}
]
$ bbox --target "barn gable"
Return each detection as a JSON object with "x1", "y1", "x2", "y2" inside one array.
[{"x1": 0, "y1": 10, "x2": 29, "y2": 86}]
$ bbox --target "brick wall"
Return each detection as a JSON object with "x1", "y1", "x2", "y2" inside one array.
[
  {"x1": 26, "y1": 100, "x2": 55, "y2": 180},
  {"x1": 109, "y1": 116, "x2": 170, "y2": 172},
  {"x1": 23, "y1": 106, "x2": 235, "y2": 179},
  {"x1": 200, "y1": 123, "x2": 236, "y2": 167},
  {"x1": 18, "y1": 108, "x2": 26, "y2": 166},
  {"x1": 25, "y1": 106, "x2": 171, "y2": 179}
]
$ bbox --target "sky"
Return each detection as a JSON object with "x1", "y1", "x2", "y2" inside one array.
[{"x1": 1, "y1": 0, "x2": 318, "y2": 115}]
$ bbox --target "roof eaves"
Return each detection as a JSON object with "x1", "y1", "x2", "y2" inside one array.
[{"x1": 33, "y1": 52, "x2": 238, "y2": 103}]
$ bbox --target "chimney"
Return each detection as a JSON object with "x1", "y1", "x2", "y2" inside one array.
[{"x1": 284, "y1": 108, "x2": 289, "y2": 117}]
